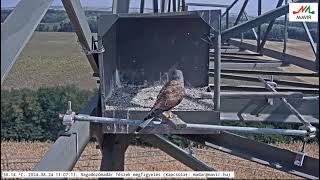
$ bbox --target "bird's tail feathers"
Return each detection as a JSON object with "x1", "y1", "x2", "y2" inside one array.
[
  {"x1": 135, "y1": 109, "x2": 163, "y2": 133},
  {"x1": 143, "y1": 113, "x2": 154, "y2": 121},
  {"x1": 135, "y1": 118, "x2": 154, "y2": 133},
  {"x1": 144, "y1": 109, "x2": 163, "y2": 120}
]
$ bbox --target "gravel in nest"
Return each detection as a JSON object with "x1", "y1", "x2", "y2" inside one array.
[{"x1": 104, "y1": 83, "x2": 214, "y2": 111}]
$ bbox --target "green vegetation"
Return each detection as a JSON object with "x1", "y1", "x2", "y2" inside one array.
[{"x1": 1, "y1": 86, "x2": 93, "y2": 141}]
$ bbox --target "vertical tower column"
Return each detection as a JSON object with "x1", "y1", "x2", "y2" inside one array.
[
  {"x1": 112, "y1": 0, "x2": 130, "y2": 14},
  {"x1": 214, "y1": 13, "x2": 221, "y2": 111},
  {"x1": 257, "y1": 0, "x2": 262, "y2": 51}
]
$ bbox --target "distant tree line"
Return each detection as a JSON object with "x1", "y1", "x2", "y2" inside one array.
[
  {"x1": 222, "y1": 17, "x2": 318, "y2": 42},
  {"x1": 1, "y1": 9, "x2": 318, "y2": 42},
  {"x1": 237, "y1": 23, "x2": 318, "y2": 42},
  {"x1": 1, "y1": 86, "x2": 93, "y2": 141},
  {"x1": 1, "y1": 9, "x2": 108, "y2": 33}
]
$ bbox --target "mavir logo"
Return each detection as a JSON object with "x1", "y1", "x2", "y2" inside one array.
[
  {"x1": 293, "y1": 5, "x2": 315, "y2": 15},
  {"x1": 289, "y1": 3, "x2": 318, "y2": 22}
]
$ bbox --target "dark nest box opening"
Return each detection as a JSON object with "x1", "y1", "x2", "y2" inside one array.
[{"x1": 98, "y1": 11, "x2": 219, "y2": 99}]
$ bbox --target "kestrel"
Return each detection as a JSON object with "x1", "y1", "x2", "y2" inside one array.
[{"x1": 135, "y1": 69, "x2": 185, "y2": 133}]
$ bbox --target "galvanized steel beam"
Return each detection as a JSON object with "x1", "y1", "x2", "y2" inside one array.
[
  {"x1": 186, "y1": 3, "x2": 229, "y2": 8},
  {"x1": 153, "y1": 0, "x2": 159, "y2": 13},
  {"x1": 243, "y1": 11, "x2": 258, "y2": 40},
  {"x1": 317, "y1": 29, "x2": 319, "y2": 72},
  {"x1": 209, "y1": 73, "x2": 319, "y2": 88},
  {"x1": 213, "y1": 14, "x2": 221, "y2": 111},
  {"x1": 220, "y1": 51, "x2": 263, "y2": 56},
  {"x1": 201, "y1": 91, "x2": 303, "y2": 99},
  {"x1": 221, "y1": 112, "x2": 319, "y2": 124},
  {"x1": 257, "y1": 0, "x2": 262, "y2": 49},
  {"x1": 228, "y1": 39, "x2": 317, "y2": 71},
  {"x1": 112, "y1": 0, "x2": 130, "y2": 14},
  {"x1": 261, "y1": 78, "x2": 313, "y2": 127},
  {"x1": 283, "y1": 0, "x2": 288, "y2": 54},
  {"x1": 185, "y1": 125, "x2": 309, "y2": 136},
  {"x1": 222, "y1": 0, "x2": 316, "y2": 41},
  {"x1": 161, "y1": 0, "x2": 168, "y2": 12},
  {"x1": 258, "y1": 0, "x2": 285, "y2": 52},
  {"x1": 100, "y1": 134, "x2": 132, "y2": 171},
  {"x1": 140, "y1": 0, "x2": 145, "y2": 13},
  {"x1": 222, "y1": 0, "x2": 240, "y2": 17},
  {"x1": 226, "y1": 10, "x2": 230, "y2": 30},
  {"x1": 301, "y1": 22, "x2": 317, "y2": 56},
  {"x1": 219, "y1": 69, "x2": 318, "y2": 77},
  {"x1": 210, "y1": 84, "x2": 319, "y2": 94},
  {"x1": 140, "y1": 135, "x2": 215, "y2": 171},
  {"x1": 62, "y1": 0, "x2": 99, "y2": 74},
  {"x1": 172, "y1": 0, "x2": 177, "y2": 12},
  {"x1": 222, "y1": 4, "x2": 289, "y2": 40},
  {"x1": 233, "y1": 0, "x2": 249, "y2": 26},
  {"x1": 62, "y1": 113, "x2": 314, "y2": 135},
  {"x1": 210, "y1": 62, "x2": 283, "y2": 69},
  {"x1": 168, "y1": 0, "x2": 171, "y2": 12},
  {"x1": 219, "y1": 58, "x2": 277, "y2": 63},
  {"x1": 34, "y1": 93, "x2": 99, "y2": 170},
  {"x1": 1, "y1": 0, "x2": 53, "y2": 84},
  {"x1": 219, "y1": 54, "x2": 277, "y2": 61},
  {"x1": 181, "y1": 0, "x2": 186, "y2": 11},
  {"x1": 184, "y1": 132, "x2": 319, "y2": 179}
]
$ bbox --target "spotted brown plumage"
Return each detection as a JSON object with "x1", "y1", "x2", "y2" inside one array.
[{"x1": 135, "y1": 69, "x2": 185, "y2": 133}]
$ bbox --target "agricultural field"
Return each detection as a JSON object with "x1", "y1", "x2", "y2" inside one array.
[
  {"x1": 1, "y1": 32, "x2": 97, "y2": 90},
  {"x1": 1, "y1": 141, "x2": 319, "y2": 179}
]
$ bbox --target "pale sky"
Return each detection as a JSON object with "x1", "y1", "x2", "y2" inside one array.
[{"x1": 1, "y1": 0, "x2": 284, "y2": 16}]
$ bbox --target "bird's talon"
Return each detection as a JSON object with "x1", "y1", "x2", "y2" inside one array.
[{"x1": 163, "y1": 111, "x2": 170, "y2": 119}]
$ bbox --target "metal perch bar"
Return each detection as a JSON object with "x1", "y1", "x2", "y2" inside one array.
[
  {"x1": 59, "y1": 114, "x2": 311, "y2": 136},
  {"x1": 186, "y1": 124, "x2": 309, "y2": 136}
]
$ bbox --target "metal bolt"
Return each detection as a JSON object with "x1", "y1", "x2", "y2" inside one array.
[{"x1": 67, "y1": 101, "x2": 72, "y2": 113}]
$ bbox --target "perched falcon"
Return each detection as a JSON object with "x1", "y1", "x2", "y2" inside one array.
[{"x1": 135, "y1": 69, "x2": 185, "y2": 133}]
